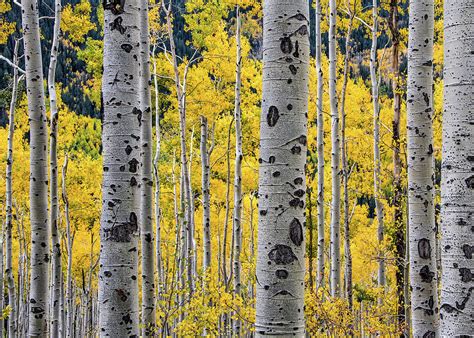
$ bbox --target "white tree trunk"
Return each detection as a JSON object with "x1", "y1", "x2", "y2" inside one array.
[
  {"x1": 200, "y1": 116, "x2": 211, "y2": 274},
  {"x1": 370, "y1": 0, "x2": 386, "y2": 294},
  {"x1": 255, "y1": 0, "x2": 309, "y2": 335},
  {"x1": 315, "y1": 0, "x2": 325, "y2": 291},
  {"x1": 48, "y1": 0, "x2": 62, "y2": 334},
  {"x1": 407, "y1": 0, "x2": 439, "y2": 336},
  {"x1": 440, "y1": 0, "x2": 474, "y2": 335},
  {"x1": 233, "y1": 5, "x2": 243, "y2": 334},
  {"x1": 329, "y1": 0, "x2": 341, "y2": 298},
  {"x1": 21, "y1": 0, "x2": 50, "y2": 333},
  {"x1": 98, "y1": 0, "x2": 141, "y2": 334},
  {"x1": 139, "y1": 0, "x2": 155, "y2": 334},
  {"x1": 5, "y1": 40, "x2": 22, "y2": 338}
]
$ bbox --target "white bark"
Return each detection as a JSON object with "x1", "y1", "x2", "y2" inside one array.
[
  {"x1": 48, "y1": 0, "x2": 62, "y2": 334},
  {"x1": 256, "y1": 0, "x2": 309, "y2": 335},
  {"x1": 329, "y1": 0, "x2": 341, "y2": 298},
  {"x1": 233, "y1": 6, "x2": 243, "y2": 334},
  {"x1": 139, "y1": 0, "x2": 156, "y2": 334},
  {"x1": 315, "y1": 0, "x2": 325, "y2": 292},
  {"x1": 21, "y1": 0, "x2": 50, "y2": 333},
  {"x1": 440, "y1": 0, "x2": 474, "y2": 335},
  {"x1": 62, "y1": 155, "x2": 74, "y2": 338},
  {"x1": 370, "y1": 0, "x2": 386, "y2": 293},
  {"x1": 5, "y1": 40, "x2": 22, "y2": 338},
  {"x1": 200, "y1": 116, "x2": 211, "y2": 273},
  {"x1": 98, "y1": 0, "x2": 141, "y2": 334},
  {"x1": 407, "y1": 0, "x2": 439, "y2": 336}
]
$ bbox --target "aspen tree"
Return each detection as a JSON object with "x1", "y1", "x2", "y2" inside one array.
[
  {"x1": 407, "y1": 0, "x2": 439, "y2": 335},
  {"x1": 440, "y1": 0, "x2": 474, "y2": 335},
  {"x1": 256, "y1": 0, "x2": 309, "y2": 335},
  {"x1": 98, "y1": 0, "x2": 141, "y2": 333},
  {"x1": 21, "y1": 0, "x2": 50, "y2": 333}
]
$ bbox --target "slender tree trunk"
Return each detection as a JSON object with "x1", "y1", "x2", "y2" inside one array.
[
  {"x1": 98, "y1": 0, "x2": 141, "y2": 333},
  {"x1": 163, "y1": 1, "x2": 195, "y2": 295},
  {"x1": 139, "y1": 0, "x2": 156, "y2": 334},
  {"x1": 388, "y1": 0, "x2": 406, "y2": 330},
  {"x1": 315, "y1": 0, "x2": 325, "y2": 291},
  {"x1": 200, "y1": 116, "x2": 211, "y2": 275},
  {"x1": 308, "y1": 188, "x2": 314, "y2": 290},
  {"x1": 232, "y1": 5, "x2": 243, "y2": 334},
  {"x1": 329, "y1": 0, "x2": 341, "y2": 298},
  {"x1": 407, "y1": 0, "x2": 439, "y2": 336},
  {"x1": 341, "y1": 9, "x2": 354, "y2": 313},
  {"x1": 5, "y1": 40, "x2": 22, "y2": 338},
  {"x1": 153, "y1": 52, "x2": 163, "y2": 305},
  {"x1": 223, "y1": 118, "x2": 233, "y2": 292},
  {"x1": 370, "y1": 0, "x2": 386, "y2": 295},
  {"x1": 62, "y1": 155, "x2": 74, "y2": 338},
  {"x1": 21, "y1": 0, "x2": 50, "y2": 333},
  {"x1": 255, "y1": 0, "x2": 309, "y2": 335},
  {"x1": 48, "y1": 0, "x2": 62, "y2": 334},
  {"x1": 440, "y1": 0, "x2": 474, "y2": 335}
]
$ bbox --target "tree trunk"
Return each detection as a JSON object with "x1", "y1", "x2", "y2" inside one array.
[
  {"x1": 341, "y1": 10, "x2": 354, "y2": 313},
  {"x1": 21, "y1": 0, "x2": 50, "y2": 333},
  {"x1": 315, "y1": 0, "x2": 325, "y2": 291},
  {"x1": 200, "y1": 116, "x2": 211, "y2": 275},
  {"x1": 329, "y1": 0, "x2": 341, "y2": 298},
  {"x1": 48, "y1": 0, "x2": 62, "y2": 334},
  {"x1": 370, "y1": 0, "x2": 386, "y2": 296},
  {"x1": 233, "y1": 5, "x2": 243, "y2": 334},
  {"x1": 440, "y1": 0, "x2": 474, "y2": 335},
  {"x1": 255, "y1": 0, "x2": 309, "y2": 335},
  {"x1": 139, "y1": 0, "x2": 156, "y2": 334},
  {"x1": 98, "y1": 0, "x2": 141, "y2": 333},
  {"x1": 388, "y1": 0, "x2": 406, "y2": 331},
  {"x1": 407, "y1": 0, "x2": 439, "y2": 336},
  {"x1": 5, "y1": 39, "x2": 22, "y2": 338},
  {"x1": 62, "y1": 155, "x2": 74, "y2": 338}
]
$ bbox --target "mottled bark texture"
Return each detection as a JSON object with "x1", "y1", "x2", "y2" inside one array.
[
  {"x1": 139, "y1": 0, "x2": 156, "y2": 334},
  {"x1": 5, "y1": 40, "x2": 22, "y2": 338},
  {"x1": 21, "y1": 0, "x2": 50, "y2": 334},
  {"x1": 440, "y1": 0, "x2": 474, "y2": 335},
  {"x1": 370, "y1": 0, "x2": 385, "y2": 294},
  {"x1": 329, "y1": 0, "x2": 341, "y2": 298},
  {"x1": 48, "y1": 0, "x2": 62, "y2": 334},
  {"x1": 407, "y1": 0, "x2": 439, "y2": 336},
  {"x1": 315, "y1": 0, "x2": 325, "y2": 291},
  {"x1": 255, "y1": 0, "x2": 309, "y2": 335},
  {"x1": 201, "y1": 116, "x2": 212, "y2": 274},
  {"x1": 98, "y1": 0, "x2": 141, "y2": 334},
  {"x1": 233, "y1": 6, "x2": 243, "y2": 334}
]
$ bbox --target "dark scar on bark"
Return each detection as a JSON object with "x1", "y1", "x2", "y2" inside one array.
[
  {"x1": 125, "y1": 145, "x2": 133, "y2": 155},
  {"x1": 462, "y1": 244, "x2": 474, "y2": 259},
  {"x1": 465, "y1": 175, "x2": 474, "y2": 189},
  {"x1": 121, "y1": 44, "x2": 133, "y2": 53},
  {"x1": 293, "y1": 40, "x2": 299, "y2": 58},
  {"x1": 132, "y1": 107, "x2": 142, "y2": 126},
  {"x1": 103, "y1": 0, "x2": 125, "y2": 14},
  {"x1": 104, "y1": 212, "x2": 138, "y2": 242},
  {"x1": 455, "y1": 287, "x2": 474, "y2": 310},
  {"x1": 419, "y1": 265, "x2": 435, "y2": 283},
  {"x1": 267, "y1": 106, "x2": 280, "y2": 127},
  {"x1": 280, "y1": 37, "x2": 292, "y2": 54},
  {"x1": 115, "y1": 288, "x2": 128, "y2": 301},
  {"x1": 268, "y1": 245, "x2": 298, "y2": 265},
  {"x1": 110, "y1": 16, "x2": 126, "y2": 34},
  {"x1": 275, "y1": 269, "x2": 289, "y2": 279},
  {"x1": 289, "y1": 218, "x2": 303, "y2": 246},
  {"x1": 289, "y1": 65, "x2": 297, "y2": 75},
  {"x1": 418, "y1": 238, "x2": 431, "y2": 259},
  {"x1": 288, "y1": 13, "x2": 308, "y2": 22},
  {"x1": 128, "y1": 158, "x2": 139, "y2": 173},
  {"x1": 459, "y1": 268, "x2": 472, "y2": 282}
]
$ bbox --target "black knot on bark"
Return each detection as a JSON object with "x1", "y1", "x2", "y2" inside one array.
[
  {"x1": 267, "y1": 106, "x2": 280, "y2": 127},
  {"x1": 268, "y1": 245, "x2": 298, "y2": 265}
]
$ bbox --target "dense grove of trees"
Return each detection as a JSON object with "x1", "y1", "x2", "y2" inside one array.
[{"x1": 0, "y1": 0, "x2": 473, "y2": 336}]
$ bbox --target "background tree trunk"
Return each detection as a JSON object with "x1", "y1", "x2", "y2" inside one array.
[
  {"x1": 440, "y1": 0, "x2": 474, "y2": 335},
  {"x1": 329, "y1": 0, "x2": 341, "y2": 298},
  {"x1": 315, "y1": 0, "x2": 325, "y2": 292},
  {"x1": 98, "y1": 0, "x2": 141, "y2": 333},
  {"x1": 407, "y1": 0, "x2": 439, "y2": 336},
  {"x1": 200, "y1": 116, "x2": 211, "y2": 276},
  {"x1": 48, "y1": 0, "x2": 62, "y2": 334},
  {"x1": 255, "y1": 0, "x2": 309, "y2": 334},
  {"x1": 139, "y1": 0, "x2": 156, "y2": 334},
  {"x1": 21, "y1": 0, "x2": 50, "y2": 333}
]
